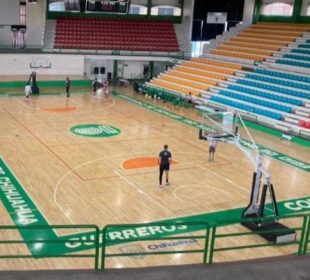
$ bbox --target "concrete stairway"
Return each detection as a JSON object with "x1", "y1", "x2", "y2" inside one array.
[
  {"x1": 43, "y1": 19, "x2": 56, "y2": 50},
  {"x1": 174, "y1": 24, "x2": 192, "y2": 58}
]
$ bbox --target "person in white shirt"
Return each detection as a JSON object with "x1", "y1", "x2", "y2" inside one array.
[
  {"x1": 208, "y1": 137, "x2": 217, "y2": 161},
  {"x1": 24, "y1": 84, "x2": 32, "y2": 100}
]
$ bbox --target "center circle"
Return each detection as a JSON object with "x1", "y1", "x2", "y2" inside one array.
[{"x1": 70, "y1": 124, "x2": 121, "y2": 138}]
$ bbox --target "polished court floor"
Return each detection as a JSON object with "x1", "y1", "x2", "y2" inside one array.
[{"x1": 0, "y1": 86, "x2": 309, "y2": 270}]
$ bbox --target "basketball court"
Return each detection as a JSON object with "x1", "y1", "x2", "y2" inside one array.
[{"x1": 0, "y1": 85, "x2": 309, "y2": 270}]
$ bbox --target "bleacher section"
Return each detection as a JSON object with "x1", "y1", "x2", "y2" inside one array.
[
  {"x1": 208, "y1": 22, "x2": 310, "y2": 63},
  {"x1": 212, "y1": 67, "x2": 310, "y2": 129},
  {"x1": 147, "y1": 62, "x2": 309, "y2": 133},
  {"x1": 54, "y1": 18, "x2": 179, "y2": 52},
  {"x1": 274, "y1": 37, "x2": 310, "y2": 69},
  {"x1": 148, "y1": 58, "x2": 242, "y2": 97},
  {"x1": 144, "y1": 22, "x2": 310, "y2": 134}
]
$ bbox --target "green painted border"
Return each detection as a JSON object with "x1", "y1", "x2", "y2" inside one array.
[
  {"x1": 238, "y1": 120, "x2": 310, "y2": 148},
  {"x1": 0, "y1": 80, "x2": 91, "y2": 89},
  {"x1": 0, "y1": 157, "x2": 309, "y2": 257}
]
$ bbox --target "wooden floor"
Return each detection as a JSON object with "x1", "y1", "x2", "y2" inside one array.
[{"x1": 0, "y1": 86, "x2": 309, "y2": 270}]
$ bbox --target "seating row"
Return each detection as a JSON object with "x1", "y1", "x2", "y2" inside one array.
[
  {"x1": 151, "y1": 79, "x2": 200, "y2": 96},
  {"x1": 291, "y1": 48, "x2": 310, "y2": 55},
  {"x1": 210, "y1": 95, "x2": 283, "y2": 120},
  {"x1": 56, "y1": 40, "x2": 177, "y2": 47},
  {"x1": 228, "y1": 83, "x2": 303, "y2": 106},
  {"x1": 168, "y1": 71, "x2": 218, "y2": 85},
  {"x1": 210, "y1": 49, "x2": 267, "y2": 61},
  {"x1": 283, "y1": 53, "x2": 310, "y2": 62},
  {"x1": 276, "y1": 59, "x2": 310, "y2": 69},
  {"x1": 244, "y1": 73, "x2": 310, "y2": 92},
  {"x1": 217, "y1": 45, "x2": 273, "y2": 56},
  {"x1": 238, "y1": 32, "x2": 296, "y2": 42},
  {"x1": 184, "y1": 62, "x2": 237, "y2": 75},
  {"x1": 54, "y1": 18, "x2": 179, "y2": 52},
  {"x1": 191, "y1": 58, "x2": 242, "y2": 70},
  {"x1": 235, "y1": 79, "x2": 308, "y2": 99},
  {"x1": 254, "y1": 68, "x2": 310, "y2": 83},
  {"x1": 219, "y1": 90, "x2": 292, "y2": 113},
  {"x1": 176, "y1": 66, "x2": 227, "y2": 81},
  {"x1": 298, "y1": 120, "x2": 310, "y2": 129},
  {"x1": 297, "y1": 44, "x2": 310, "y2": 49},
  {"x1": 54, "y1": 44, "x2": 178, "y2": 52},
  {"x1": 222, "y1": 41, "x2": 281, "y2": 51},
  {"x1": 160, "y1": 75, "x2": 209, "y2": 91}
]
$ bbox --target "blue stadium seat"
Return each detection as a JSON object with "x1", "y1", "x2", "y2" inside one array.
[
  {"x1": 234, "y1": 79, "x2": 310, "y2": 101},
  {"x1": 244, "y1": 73, "x2": 310, "y2": 92},
  {"x1": 298, "y1": 44, "x2": 310, "y2": 49},
  {"x1": 276, "y1": 59, "x2": 310, "y2": 69},
  {"x1": 219, "y1": 89, "x2": 292, "y2": 113},
  {"x1": 291, "y1": 48, "x2": 310, "y2": 55},
  {"x1": 283, "y1": 53, "x2": 310, "y2": 62},
  {"x1": 254, "y1": 68, "x2": 310, "y2": 83},
  {"x1": 210, "y1": 95, "x2": 283, "y2": 120}
]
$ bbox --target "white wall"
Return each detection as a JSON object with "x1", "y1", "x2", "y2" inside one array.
[
  {"x1": 0, "y1": 0, "x2": 20, "y2": 25},
  {"x1": 0, "y1": 53, "x2": 171, "y2": 76},
  {"x1": 0, "y1": 0, "x2": 19, "y2": 46},
  {"x1": 0, "y1": 0, "x2": 45, "y2": 47},
  {"x1": 0, "y1": 26, "x2": 12, "y2": 46},
  {"x1": 0, "y1": 54, "x2": 84, "y2": 75},
  {"x1": 119, "y1": 60, "x2": 149, "y2": 79},
  {"x1": 178, "y1": 0, "x2": 195, "y2": 40},
  {"x1": 26, "y1": 0, "x2": 45, "y2": 47},
  {"x1": 84, "y1": 58, "x2": 114, "y2": 79},
  {"x1": 301, "y1": 0, "x2": 310, "y2": 15},
  {"x1": 242, "y1": 0, "x2": 256, "y2": 25}
]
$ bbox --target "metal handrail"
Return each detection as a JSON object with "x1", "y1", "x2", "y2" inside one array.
[
  {"x1": 0, "y1": 224, "x2": 100, "y2": 270},
  {"x1": 0, "y1": 214, "x2": 308, "y2": 270}
]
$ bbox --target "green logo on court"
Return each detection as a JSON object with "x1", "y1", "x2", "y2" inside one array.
[{"x1": 70, "y1": 124, "x2": 121, "y2": 138}]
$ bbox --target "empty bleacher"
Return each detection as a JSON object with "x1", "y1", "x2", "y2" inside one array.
[
  {"x1": 275, "y1": 39, "x2": 310, "y2": 69},
  {"x1": 208, "y1": 22, "x2": 310, "y2": 62},
  {"x1": 211, "y1": 67, "x2": 310, "y2": 129},
  {"x1": 145, "y1": 22, "x2": 310, "y2": 134},
  {"x1": 54, "y1": 18, "x2": 179, "y2": 52},
  {"x1": 148, "y1": 58, "x2": 241, "y2": 98}
]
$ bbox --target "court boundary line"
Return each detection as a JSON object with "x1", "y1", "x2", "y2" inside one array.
[
  {"x1": 6, "y1": 110, "x2": 84, "y2": 181},
  {"x1": 1, "y1": 156, "x2": 310, "y2": 257}
]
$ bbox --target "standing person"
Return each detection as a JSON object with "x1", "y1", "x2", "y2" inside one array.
[
  {"x1": 208, "y1": 137, "x2": 217, "y2": 161},
  {"x1": 158, "y1": 145, "x2": 172, "y2": 187},
  {"x1": 103, "y1": 80, "x2": 112, "y2": 102},
  {"x1": 91, "y1": 78, "x2": 97, "y2": 95},
  {"x1": 65, "y1": 77, "x2": 71, "y2": 98},
  {"x1": 24, "y1": 83, "x2": 32, "y2": 102}
]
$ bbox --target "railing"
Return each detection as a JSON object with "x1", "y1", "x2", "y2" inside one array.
[
  {"x1": 208, "y1": 214, "x2": 309, "y2": 264},
  {"x1": 100, "y1": 214, "x2": 309, "y2": 268},
  {"x1": 0, "y1": 214, "x2": 308, "y2": 270},
  {"x1": 0, "y1": 45, "x2": 185, "y2": 59},
  {"x1": 101, "y1": 221, "x2": 210, "y2": 269},
  {"x1": 0, "y1": 225, "x2": 100, "y2": 270}
]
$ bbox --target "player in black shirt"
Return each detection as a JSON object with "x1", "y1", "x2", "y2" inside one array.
[
  {"x1": 65, "y1": 77, "x2": 71, "y2": 98},
  {"x1": 158, "y1": 145, "x2": 172, "y2": 187}
]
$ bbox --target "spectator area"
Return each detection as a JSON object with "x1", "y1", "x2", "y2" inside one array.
[
  {"x1": 54, "y1": 18, "x2": 179, "y2": 52},
  {"x1": 209, "y1": 22, "x2": 310, "y2": 62}
]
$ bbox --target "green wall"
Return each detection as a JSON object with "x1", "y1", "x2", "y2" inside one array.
[{"x1": 0, "y1": 80, "x2": 91, "y2": 88}]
